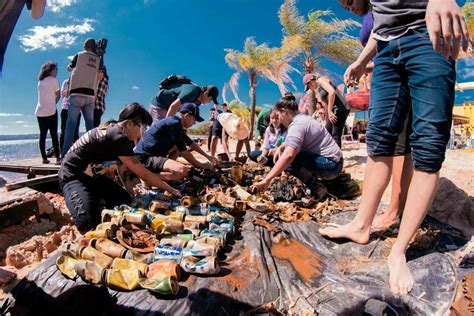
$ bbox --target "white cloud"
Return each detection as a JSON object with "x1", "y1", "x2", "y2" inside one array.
[
  {"x1": 132, "y1": 85, "x2": 140, "y2": 90},
  {"x1": 15, "y1": 121, "x2": 28, "y2": 124},
  {"x1": 0, "y1": 113, "x2": 23, "y2": 117},
  {"x1": 48, "y1": 0, "x2": 77, "y2": 13},
  {"x1": 67, "y1": 55, "x2": 75, "y2": 60},
  {"x1": 19, "y1": 19, "x2": 95, "y2": 52}
]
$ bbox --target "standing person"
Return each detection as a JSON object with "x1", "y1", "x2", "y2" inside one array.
[
  {"x1": 210, "y1": 103, "x2": 230, "y2": 157},
  {"x1": 303, "y1": 73, "x2": 350, "y2": 148},
  {"x1": 149, "y1": 76, "x2": 219, "y2": 122},
  {"x1": 218, "y1": 112, "x2": 251, "y2": 162},
  {"x1": 35, "y1": 61, "x2": 61, "y2": 164},
  {"x1": 207, "y1": 108, "x2": 217, "y2": 152},
  {"x1": 252, "y1": 94, "x2": 343, "y2": 192},
  {"x1": 255, "y1": 108, "x2": 271, "y2": 146},
  {"x1": 59, "y1": 78, "x2": 81, "y2": 150},
  {"x1": 135, "y1": 103, "x2": 217, "y2": 183},
  {"x1": 62, "y1": 38, "x2": 101, "y2": 156},
  {"x1": 321, "y1": 0, "x2": 470, "y2": 295},
  {"x1": 94, "y1": 66, "x2": 109, "y2": 127},
  {"x1": 59, "y1": 103, "x2": 181, "y2": 233}
]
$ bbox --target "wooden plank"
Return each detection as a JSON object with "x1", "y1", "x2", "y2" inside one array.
[
  {"x1": 0, "y1": 158, "x2": 60, "y2": 176},
  {"x1": 5, "y1": 174, "x2": 59, "y2": 192},
  {"x1": 0, "y1": 187, "x2": 41, "y2": 228},
  {"x1": 0, "y1": 187, "x2": 38, "y2": 206}
]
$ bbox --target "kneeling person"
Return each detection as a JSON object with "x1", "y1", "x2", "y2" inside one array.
[
  {"x1": 135, "y1": 103, "x2": 217, "y2": 182},
  {"x1": 59, "y1": 103, "x2": 180, "y2": 233}
]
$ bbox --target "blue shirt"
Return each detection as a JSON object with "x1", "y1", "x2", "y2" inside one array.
[{"x1": 135, "y1": 116, "x2": 193, "y2": 157}]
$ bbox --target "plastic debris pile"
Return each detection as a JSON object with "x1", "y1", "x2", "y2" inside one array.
[{"x1": 55, "y1": 161, "x2": 361, "y2": 295}]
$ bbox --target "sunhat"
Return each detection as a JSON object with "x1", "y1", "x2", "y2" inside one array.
[{"x1": 219, "y1": 113, "x2": 249, "y2": 140}]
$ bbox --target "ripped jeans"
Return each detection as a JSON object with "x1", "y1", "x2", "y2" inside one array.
[{"x1": 59, "y1": 174, "x2": 132, "y2": 232}]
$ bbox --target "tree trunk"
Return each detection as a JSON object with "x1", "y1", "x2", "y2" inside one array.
[{"x1": 249, "y1": 75, "x2": 257, "y2": 141}]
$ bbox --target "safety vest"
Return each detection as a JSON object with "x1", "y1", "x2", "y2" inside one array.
[{"x1": 69, "y1": 51, "x2": 100, "y2": 95}]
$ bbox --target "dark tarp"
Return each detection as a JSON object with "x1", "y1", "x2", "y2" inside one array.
[{"x1": 3, "y1": 211, "x2": 471, "y2": 315}]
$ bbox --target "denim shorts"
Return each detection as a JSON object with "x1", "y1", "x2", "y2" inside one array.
[{"x1": 367, "y1": 28, "x2": 456, "y2": 172}]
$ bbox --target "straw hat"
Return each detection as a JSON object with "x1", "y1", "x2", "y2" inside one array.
[{"x1": 219, "y1": 114, "x2": 249, "y2": 140}]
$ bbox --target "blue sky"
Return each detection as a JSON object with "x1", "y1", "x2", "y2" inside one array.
[{"x1": 0, "y1": 0, "x2": 472, "y2": 135}]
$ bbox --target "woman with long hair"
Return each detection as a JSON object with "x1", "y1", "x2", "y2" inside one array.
[
  {"x1": 252, "y1": 94, "x2": 343, "y2": 194},
  {"x1": 35, "y1": 61, "x2": 60, "y2": 164},
  {"x1": 303, "y1": 73, "x2": 350, "y2": 148}
]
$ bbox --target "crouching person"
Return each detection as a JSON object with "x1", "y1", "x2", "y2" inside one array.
[
  {"x1": 252, "y1": 94, "x2": 343, "y2": 193},
  {"x1": 134, "y1": 103, "x2": 217, "y2": 184},
  {"x1": 59, "y1": 103, "x2": 181, "y2": 233}
]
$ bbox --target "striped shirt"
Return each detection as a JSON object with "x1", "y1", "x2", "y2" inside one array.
[{"x1": 95, "y1": 78, "x2": 108, "y2": 112}]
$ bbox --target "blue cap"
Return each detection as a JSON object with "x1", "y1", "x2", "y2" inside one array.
[{"x1": 180, "y1": 103, "x2": 204, "y2": 122}]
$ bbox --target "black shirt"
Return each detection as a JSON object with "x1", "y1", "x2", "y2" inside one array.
[{"x1": 59, "y1": 123, "x2": 135, "y2": 181}]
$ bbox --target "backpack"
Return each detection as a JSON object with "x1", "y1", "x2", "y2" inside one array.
[{"x1": 159, "y1": 74, "x2": 194, "y2": 90}]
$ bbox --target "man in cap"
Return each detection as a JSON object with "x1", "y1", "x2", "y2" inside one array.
[
  {"x1": 149, "y1": 78, "x2": 219, "y2": 122},
  {"x1": 135, "y1": 103, "x2": 217, "y2": 182},
  {"x1": 217, "y1": 112, "x2": 251, "y2": 162}
]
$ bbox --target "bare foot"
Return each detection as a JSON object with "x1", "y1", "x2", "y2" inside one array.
[
  {"x1": 319, "y1": 222, "x2": 370, "y2": 244},
  {"x1": 371, "y1": 208, "x2": 399, "y2": 231},
  {"x1": 387, "y1": 252, "x2": 414, "y2": 295}
]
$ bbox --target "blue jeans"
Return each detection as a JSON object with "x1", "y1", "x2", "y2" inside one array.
[
  {"x1": 367, "y1": 28, "x2": 455, "y2": 173},
  {"x1": 291, "y1": 151, "x2": 343, "y2": 180},
  {"x1": 249, "y1": 149, "x2": 275, "y2": 167},
  {"x1": 62, "y1": 95, "x2": 95, "y2": 156}
]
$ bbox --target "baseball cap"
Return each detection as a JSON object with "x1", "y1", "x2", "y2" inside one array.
[
  {"x1": 206, "y1": 85, "x2": 219, "y2": 105},
  {"x1": 303, "y1": 74, "x2": 317, "y2": 85},
  {"x1": 180, "y1": 103, "x2": 204, "y2": 122}
]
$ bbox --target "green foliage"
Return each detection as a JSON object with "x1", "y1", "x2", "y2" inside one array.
[
  {"x1": 278, "y1": 0, "x2": 362, "y2": 74},
  {"x1": 187, "y1": 123, "x2": 210, "y2": 135}
]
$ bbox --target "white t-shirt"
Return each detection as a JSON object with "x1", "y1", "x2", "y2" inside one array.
[{"x1": 35, "y1": 76, "x2": 60, "y2": 117}]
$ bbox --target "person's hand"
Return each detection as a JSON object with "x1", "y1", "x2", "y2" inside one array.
[
  {"x1": 200, "y1": 162, "x2": 214, "y2": 171},
  {"x1": 251, "y1": 178, "x2": 270, "y2": 193},
  {"x1": 328, "y1": 110, "x2": 337, "y2": 123},
  {"x1": 208, "y1": 155, "x2": 219, "y2": 166},
  {"x1": 169, "y1": 188, "x2": 182, "y2": 198},
  {"x1": 344, "y1": 60, "x2": 366, "y2": 86},
  {"x1": 426, "y1": 0, "x2": 470, "y2": 60}
]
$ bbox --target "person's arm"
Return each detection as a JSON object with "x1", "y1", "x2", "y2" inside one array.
[
  {"x1": 306, "y1": 90, "x2": 317, "y2": 117},
  {"x1": 221, "y1": 129, "x2": 234, "y2": 162},
  {"x1": 344, "y1": 35, "x2": 377, "y2": 85},
  {"x1": 189, "y1": 142, "x2": 218, "y2": 166},
  {"x1": 55, "y1": 91, "x2": 60, "y2": 104},
  {"x1": 426, "y1": 0, "x2": 470, "y2": 60},
  {"x1": 317, "y1": 77, "x2": 337, "y2": 123},
  {"x1": 166, "y1": 99, "x2": 182, "y2": 118},
  {"x1": 30, "y1": 0, "x2": 46, "y2": 20},
  {"x1": 252, "y1": 146, "x2": 298, "y2": 191},
  {"x1": 67, "y1": 55, "x2": 78, "y2": 72},
  {"x1": 119, "y1": 156, "x2": 181, "y2": 197},
  {"x1": 179, "y1": 150, "x2": 213, "y2": 170}
]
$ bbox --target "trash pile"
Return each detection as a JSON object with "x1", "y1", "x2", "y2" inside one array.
[{"x1": 54, "y1": 161, "x2": 361, "y2": 295}]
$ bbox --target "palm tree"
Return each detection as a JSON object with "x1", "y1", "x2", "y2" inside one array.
[
  {"x1": 278, "y1": 0, "x2": 362, "y2": 75},
  {"x1": 224, "y1": 37, "x2": 295, "y2": 138}
]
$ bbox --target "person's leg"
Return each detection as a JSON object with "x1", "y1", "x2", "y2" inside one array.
[
  {"x1": 244, "y1": 138, "x2": 252, "y2": 157},
  {"x1": 333, "y1": 110, "x2": 350, "y2": 148},
  {"x1": 210, "y1": 136, "x2": 219, "y2": 157},
  {"x1": 62, "y1": 95, "x2": 82, "y2": 156},
  {"x1": 60, "y1": 177, "x2": 101, "y2": 232},
  {"x1": 48, "y1": 111, "x2": 60, "y2": 160},
  {"x1": 74, "y1": 113, "x2": 81, "y2": 141},
  {"x1": 94, "y1": 175, "x2": 132, "y2": 209},
  {"x1": 319, "y1": 37, "x2": 411, "y2": 244},
  {"x1": 81, "y1": 99, "x2": 95, "y2": 131},
  {"x1": 248, "y1": 150, "x2": 263, "y2": 162},
  {"x1": 60, "y1": 109, "x2": 68, "y2": 149},
  {"x1": 372, "y1": 111, "x2": 414, "y2": 230},
  {"x1": 93, "y1": 108, "x2": 102, "y2": 128},
  {"x1": 37, "y1": 116, "x2": 49, "y2": 162},
  {"x1": 386, "y1": 29, "x2": 455, "y2": 295},
  {"x1": 207, "y1": 127, "x2": 213, "y2": 152},
  {"x1": 235, "y1": 140, "x2": 243, "y2": 159}
]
